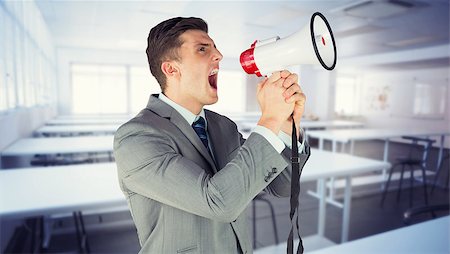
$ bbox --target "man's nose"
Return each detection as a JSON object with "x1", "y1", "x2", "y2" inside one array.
[{"x1": 213, "y1": 48, "x2": 223, "y2": 62}]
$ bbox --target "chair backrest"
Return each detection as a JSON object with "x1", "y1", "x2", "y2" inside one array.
[{"x1": 401, "y1": 136, "x2": 435, "y2": 168}]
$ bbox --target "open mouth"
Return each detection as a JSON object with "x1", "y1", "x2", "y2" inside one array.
[{"x1": 208, "y1": 68, "x2": 219, "y2": 89}]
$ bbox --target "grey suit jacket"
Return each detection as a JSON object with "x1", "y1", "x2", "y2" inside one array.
[{"x1": 114, "y1": 94, "x2": 310, "y2": 254}]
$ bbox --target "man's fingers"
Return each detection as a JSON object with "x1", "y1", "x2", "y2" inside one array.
[
  {"x1": 279, "y1": 70, "x2": 292, "y2": 79},
  {"x1": 283, "y1": 83, "x2": 301, "y2": 98},
  {"x1": 286, "y1": 92, "x2": 306, "y2": 104},
  {"x1": 266, "y1": 71, "x2": 283, "y2": 84},
  {"x1": 281, "y1": 73, "x2": 298, "y2": 88}
]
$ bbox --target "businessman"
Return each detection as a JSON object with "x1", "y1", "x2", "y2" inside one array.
[{"x1": 114, "y1": 17, "x2": 310, "y2": 254}]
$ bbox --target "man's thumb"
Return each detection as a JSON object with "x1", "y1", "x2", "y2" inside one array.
[{"x1": 256, "y1": 77, "x2": 268, "y2": 93}]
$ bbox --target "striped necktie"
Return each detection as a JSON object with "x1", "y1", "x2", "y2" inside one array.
[{"x1": 192, "y1": 116, "x2": 210, "y2": 151}]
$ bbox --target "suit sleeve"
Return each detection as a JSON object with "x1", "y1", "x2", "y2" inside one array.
[
  {"x1": 114, "y1": 124, "x2": 289, "y2": 223},
  {"x1": 238, "y1": 130, "x2": 311, "y2": 197}
]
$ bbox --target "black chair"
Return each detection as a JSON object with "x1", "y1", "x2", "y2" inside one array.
[
  {"x1": 431, "y1": 150, "x2": 450, "y2": 193},
  {"x1": 30, "y1": 154, "x2": 93, "y2": 166},
  {"x1": 381, "y1": 136, "x2": 435, "y2": 207},
  {"x1": 252, "y1": 193, "x2": 279, "y2": 248},
  {"x1": 403, "y1": 203, "x2": 450, "y2": 225}
]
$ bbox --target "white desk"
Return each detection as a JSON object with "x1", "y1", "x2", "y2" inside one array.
[
  {"x1": 302, "y1": 149, "x2": 390, "y2": 245},
  {"x1": 56, "y1": 114, "x2": 131, "y2": 120},
  {"x1": 301, "y1": 120, "x2": 364, "y2": 130},
  {"x1": 1, "y1": 136, "x2": 114, "y2": 156},
  {"x1": 307, "y1": 127, "x2": 450, "y2": 186},
  {"x1": 239, "y1": 120, "x2": 364, "y2": 138},
  {"x1": 0, "y1": 149, "x2": 388, "y2": 247},
  {"x1": 256, "y1": 216, "x2": 449, "y2": 254},
  {"x1": 0, "y1": 163, "x2": 124, "y2": 219},
  {"x1": 306, "y1": 127, "x2": 450, "y2": 161},
  {"x1": 35, "y1": 124, "x2": 120, "y2": 136},
  {"x1": 46, "y1": 118, "x2": 128, "y2": 125},
  {"x1": 308, "y1": 216, "x2": 449, "y2": 254}
]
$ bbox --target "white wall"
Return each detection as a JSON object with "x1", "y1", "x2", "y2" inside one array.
[
  {"x1": 0, "y1": 106, "x2": 56, "y2": 150},
  {"x1": 360, "y1": 67, "x2": 449, "y2": 127},
  {"x1": 295, "y1": 64, "x2": 450, "y2": 148},
  {"x1": 360, "y1": 67, "x2": 450, "y2": 146}
]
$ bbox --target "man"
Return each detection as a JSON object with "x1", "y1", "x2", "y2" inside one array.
[{"x1": 114, "y1": 17, "x2": 310, "y2": 254}]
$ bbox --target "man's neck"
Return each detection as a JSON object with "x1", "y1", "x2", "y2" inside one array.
[{"x1": 162, "y1": 90, "x2": 202, "y2": 115}]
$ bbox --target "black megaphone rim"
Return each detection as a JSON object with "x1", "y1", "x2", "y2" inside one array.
[{"x1": 310, "y1": 12, "x2": 337, "y2": 71}]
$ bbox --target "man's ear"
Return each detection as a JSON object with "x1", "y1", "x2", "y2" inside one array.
[{"x1": 161, "y1": 61, "x2": 180, "y2": 78}]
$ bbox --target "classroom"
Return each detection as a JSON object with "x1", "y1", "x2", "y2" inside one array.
[{"x1": 0, "y1": 1, "x2": 449, "y2": 253}]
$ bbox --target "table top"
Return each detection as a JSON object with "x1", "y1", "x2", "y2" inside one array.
[
  {"x1": 306, "y1": 127, "x2": 450, "y2": 143},
  {"x1": 301, "y1": 120, "x2": 364, "y2": 129},
  {"x1": 35, "y1": 124, "x2": 121, "y2": 135},
  {"x1": 0, "y1": 163, "x2": 125, "y2": 218},
  {"x1": 0, "y1": 149, "x2": 388, "y2": 219},
  {"x1": 239, "y1": 120, "x2": 365, "y2": 135},
  {"x1": 56, "y1": 114, "x2": 132, "y2": 120},
  {"x1": 301, "y1": 149, "x2": 390, "y2": 181},
  {"x1": 308, "y1": 216, "x2": 449, "y2": 254},
  {"x1": 46, "y1": 118, "x2": 129, "y2": 125},
  {"x1": 1, "y1": 136, "x2": 114, "y2": 156}
]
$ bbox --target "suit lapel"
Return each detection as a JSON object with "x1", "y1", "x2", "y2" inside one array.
[
  {"x1": 169, "y1": 112, "x2": 218, "y2": 173},
  {"x1": 146, "y1": 94, "x2": 217, "y2": 173},
  {"x1": 205, "y1": 111, "x2": 228, "y2": 171}
]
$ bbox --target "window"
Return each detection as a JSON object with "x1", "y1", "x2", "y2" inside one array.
[
  {"x1": 0, "y1": 58, "x2": 6, "y2": 111},
  {"x1": 205, "y1": 70, "x2": 246, "y2": 113},
  {"x1": 70, "y1": 65, "x2": 247, "y2": 115},
  {"x1": 14, "y1": 23, "x2": 26, "y2": 107},
  {"x1": 413, "y1": 82, "x2": 447, "y2": 118},
  {"x1": 129, "y1": 66, "x2": 160, "y2": 114},
  {"x1": 0, "y1": 1, "x2": 56, "y2": 112},
  {"x1": 71, "y1": 64, "x2": 128, "y2": 114},
  {"x1": 334, "y1": 76, "x2": 361, "y2": 116},
  {"x1": 0, "y1": 11, "x2": 6, "y2": 111}
]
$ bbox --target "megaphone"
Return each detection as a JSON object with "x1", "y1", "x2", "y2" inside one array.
[{"x1": 240, "y1": 12, "x2": 337, "y2": 77}]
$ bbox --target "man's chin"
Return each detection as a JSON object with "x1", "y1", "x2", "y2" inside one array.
[{"x1": 204, "y1": 96, "x2": 219, "y2": 106}]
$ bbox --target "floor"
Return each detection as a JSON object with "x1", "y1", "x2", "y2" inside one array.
[{"x1": 4, "y1": 140, "x2": 450, "y2": 253}]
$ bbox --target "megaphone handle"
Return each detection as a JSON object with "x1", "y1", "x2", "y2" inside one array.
[{"x1": 287, "y1": 115, "x2": 304, "y2": 254}]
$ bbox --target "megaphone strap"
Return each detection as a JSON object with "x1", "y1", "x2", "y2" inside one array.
[{"x1": 287, "y1": 118, "x2": 306, "y2": 254}]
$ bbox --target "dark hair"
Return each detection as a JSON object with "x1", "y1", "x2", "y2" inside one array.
[{"x1": 146, "y1": 17, "x2": 208, "y2": 91}]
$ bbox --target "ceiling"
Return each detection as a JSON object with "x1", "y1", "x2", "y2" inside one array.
[{"x1": 35, "y1": 0, "x2": 450, "y2": 68}]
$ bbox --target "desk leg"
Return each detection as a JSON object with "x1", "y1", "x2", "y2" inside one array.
[
  {"x1": 318, "y1": 179, "x2": 326, "y2": 237},
  {"x1": 381, "y1": 139, "x2": 390, "y2": 189},
  {"x1": 73, "y1": 211, "x2": 91, "y2": 254},
  {"x1": 329, "y1": 141, "x2": 337, "y2": 201},
  {"x1": 341, "y1": 142, "x2": 347, "y2": 153},
  {"x1": 329, "y1": 178, "x2": 335, "y2": 200},
  {"x1": 350, "y1": 140, "x2": 354, "y2": 155},
  {"x1": 341, "y1": 176, "x2": 352, "y2": 243},
  {"x1": 28, "y1": 216, "x2": 44, "y2": 253}
]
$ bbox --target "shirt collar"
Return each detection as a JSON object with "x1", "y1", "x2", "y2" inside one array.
[{"x1": 158, "y1": 93, "x2": 207, "y2": 128}]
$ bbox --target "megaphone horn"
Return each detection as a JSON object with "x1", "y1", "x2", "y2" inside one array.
[{"x1": 240, "y1": 12, "x2": 337, "y2": 77}]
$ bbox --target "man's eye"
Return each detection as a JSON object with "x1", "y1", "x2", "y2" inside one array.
[{"x1": 199, "y1": 47, "x2": 206, "y2": 52}]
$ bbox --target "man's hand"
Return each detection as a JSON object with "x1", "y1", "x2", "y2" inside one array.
[
  {"x1": 256, "y1": 71, "x2": 295, "y2": 135},
  {"x1": 279, "y1": 71, "x2": 306, "y2": 138}
]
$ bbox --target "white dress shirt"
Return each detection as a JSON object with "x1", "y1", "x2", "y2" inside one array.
[{"x1": 158, "y1": 93, "x2": 305, "y2": 155}]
